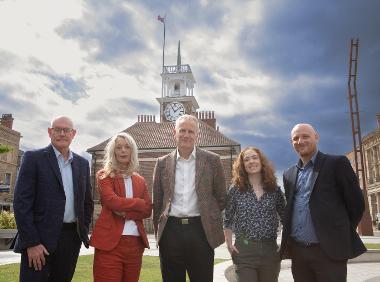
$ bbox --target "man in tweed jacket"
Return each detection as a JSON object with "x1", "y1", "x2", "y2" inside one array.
[{"x1": 153, "y1": 114, "x2": 226, "y2": 282}]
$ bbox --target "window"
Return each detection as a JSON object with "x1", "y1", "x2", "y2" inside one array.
[
  {"x1": 4, "y1": 173, "x2": 11, "y2": 185},
  {"x1": 0, "y1": 205, "x2": 10, "y2": 212}
]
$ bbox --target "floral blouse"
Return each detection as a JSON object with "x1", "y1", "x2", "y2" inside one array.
[{"x1": 223, "y1": 185, "x2": 286, "y2": 240}]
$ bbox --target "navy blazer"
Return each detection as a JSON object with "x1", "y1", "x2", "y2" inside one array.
[
  {"x1": 280, "y1": 151, "x2": 366, "y2": 261},
  {"x1": 13, "y1": 144, "x2": 94, "y2": 253}
]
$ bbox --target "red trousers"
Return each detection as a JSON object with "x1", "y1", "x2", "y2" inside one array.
[{"x1": 93, "y1": 235, "x2": 145, "y2": 282}]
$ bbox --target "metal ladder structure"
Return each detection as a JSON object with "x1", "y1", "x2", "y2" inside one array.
[{"x1": 347, "y1": 38, "x2": 373, "y2": 236}]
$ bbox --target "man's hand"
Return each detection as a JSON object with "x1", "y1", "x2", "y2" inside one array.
[{"x1": 27, "y1": 244, "x2": 49, "y2": 271}]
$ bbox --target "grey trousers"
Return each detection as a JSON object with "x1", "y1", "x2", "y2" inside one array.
[{"x1": 232, "y1": 238, "x2": 280, "y2": 282}]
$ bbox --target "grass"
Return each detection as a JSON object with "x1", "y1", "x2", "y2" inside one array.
[
  {"x1": 0, "y1": 255, "x2": 227, "y2": 282},
  {"x1": 365, "y1": 243, "x2": 380, "y2": 249}
]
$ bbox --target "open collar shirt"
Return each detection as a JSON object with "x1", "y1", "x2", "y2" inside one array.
[
  {"x1": 290, "y1": 151, "x2": 319, "y2": 244},
  {"x1": 52, "y1": 145, "x2": 76, "y2": 223},
  {"x1": 169, "y1": 147, "x2": 200, "y2": 217}
]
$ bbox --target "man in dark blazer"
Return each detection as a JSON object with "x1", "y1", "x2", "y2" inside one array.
[
  {"x1": 280, "y1": 123, "x2": 366, "y2": 282},
  {"x1": 153, "y1": 114, "x2": 226, "y2": 282},
  {"x1": 13, "y1": 116, "x2": 94, "y2": 282}
]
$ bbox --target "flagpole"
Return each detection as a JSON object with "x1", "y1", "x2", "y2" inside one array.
[
  {"x1": 158, "y1": 14, "x2": 166, "y2": 121},
  {"x1": 162, "y1": 16, "x2": 165, "y2": 98}
]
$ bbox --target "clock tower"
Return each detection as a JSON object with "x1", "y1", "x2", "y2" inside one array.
[{"x1": 157, "y1": 41, "x2": 199, "y2": 122}]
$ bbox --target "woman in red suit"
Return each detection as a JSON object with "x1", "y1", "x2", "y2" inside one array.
[{"x1": 90, "y1": 132, "x2": 152, "y2": 282}]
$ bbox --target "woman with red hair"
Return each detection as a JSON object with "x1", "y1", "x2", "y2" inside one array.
[{"x1": 224, "y1": 147, "x2": 285, "y2": 282}]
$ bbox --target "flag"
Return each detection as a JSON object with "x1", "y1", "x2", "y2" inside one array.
[{"x1": 157, "y1": 15, "x2": 165, "y2": 23}]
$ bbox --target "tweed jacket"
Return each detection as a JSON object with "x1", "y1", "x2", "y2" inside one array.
[
  {"x1": 280, "y1": 151, "x2": 366, "y2": 260},
  {"x1": 153, "y1": 147, "x2": 227, "y2": 249},
  {"x1": 90, "y1": 171, "x2": 152, "y2": 250}
]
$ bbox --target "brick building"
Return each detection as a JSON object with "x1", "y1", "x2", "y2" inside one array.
[
  {"x1": 347, "y1": 114, "x2": 380, "y2": 223},
  {"x1": 87, "y1": 43, "x2": 241, "y2": 232},
  {"x1": 0, "y1": 114, "x2": 21, "y2": 211}
]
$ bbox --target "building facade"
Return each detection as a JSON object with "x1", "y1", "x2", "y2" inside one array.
[
  {"x1": 0, "y1": 114, "x2": 21, "y2": 211},
  {"x1": 87, "y1": 43, "x2": 241, "y2": 232},
  {"x1": 347, "y1": 114, "x2": 380, "y2": 223},
  {"x1": 364, "y1": 115, "x2": 380, "y2": 223}
]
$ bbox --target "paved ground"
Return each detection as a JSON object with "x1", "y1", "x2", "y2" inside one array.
[
  {"x1": 217, "y1": 260, "x2": 380, "y2": 282},
  {"x1": 1, "y1": 231, "x2": 380, "y2": 281}
]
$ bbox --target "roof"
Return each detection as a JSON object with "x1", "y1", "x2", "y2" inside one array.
[
  {"x1": 363, "y1": 128, "x2": 380, "y2": 143},
  {"x1": 87, "y1": 120, "x2": 240, "y2": 152}
]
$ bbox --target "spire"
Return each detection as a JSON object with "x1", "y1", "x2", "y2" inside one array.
[{"x1": 177, "y1": 40, "x2": 181, "y2": 66}]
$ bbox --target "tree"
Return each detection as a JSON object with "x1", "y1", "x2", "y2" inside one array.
[{"x1": 0, "y1": 145, "x2": 11, "y2": 154}]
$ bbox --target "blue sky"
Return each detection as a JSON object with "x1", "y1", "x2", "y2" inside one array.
[{"x1": 0, "y1": 0, "x2": 379, "y2": 175}]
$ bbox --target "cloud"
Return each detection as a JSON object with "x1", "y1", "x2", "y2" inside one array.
[
  {"x1": 0, "y1": 50, "x2": 20, "y2": 74},
  {"x1": 85, "y1": 96, "x2": 156, "y2": 137},
  {"x1": 0, "y1": 84, "x2": 41, "y2": 116},
  {"x1": 57, "y1": 1, "x2": 149, "y2": 65},
  {"x1": 0, "y1": 0, "x2": 379, "y2": 177}
]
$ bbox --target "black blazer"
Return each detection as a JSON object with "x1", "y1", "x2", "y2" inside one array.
[
  {"x1": 280, "y1": 151, "x2": 366, "y2": 261},
  {"x1": 13, "y1": 144, "x2": 94, "y2": 253}
]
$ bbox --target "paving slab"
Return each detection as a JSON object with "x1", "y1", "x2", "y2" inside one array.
[{"x1": 1, "y1": 234, "x2": 380, "y2": 282}]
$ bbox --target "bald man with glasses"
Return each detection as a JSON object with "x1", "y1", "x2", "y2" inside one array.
[{"x1": 13, "y1": 116, "x2": 94, "y2": 282}]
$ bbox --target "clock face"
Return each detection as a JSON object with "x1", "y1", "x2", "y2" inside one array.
[{"x1": 164, "y1": 102, "x2": 185, "y2": 121}]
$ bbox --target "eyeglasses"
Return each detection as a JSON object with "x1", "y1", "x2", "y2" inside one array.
[{"x1": 51, "y1": 127, "x2": 74, "y2": 134}]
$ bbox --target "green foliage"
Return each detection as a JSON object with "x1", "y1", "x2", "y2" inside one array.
[
  {"x1": 0, "y1": 255, "x2": 227, "y2": 282},
  {"x1": 0, "y1": 145, "x2": 12, "y2": 154},
  {"x1": 0, "y1": 262, "x2": 18, "y2": 282},
  {"x1": 365, "y1": 243, "x2": 380, "y2": 249},
  {"x1": 0, "y1": 211, "x2": 17, "y2": 229}
]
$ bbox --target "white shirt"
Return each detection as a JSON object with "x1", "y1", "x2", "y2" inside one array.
[
  {"x1": 122, "y1": 176, "x2": 140, "y2": 236},
  {"x1": 169, "y1": 147, "x2": 200, "y2": 217}
]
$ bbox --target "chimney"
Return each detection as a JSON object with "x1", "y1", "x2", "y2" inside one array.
[
  {"x1": 0, "y1": 114, "x2": 13, "y2": 129},
  {"x1": 197, "y1": 111, "x2": 216, "y2": 129},
  {"x1": 377, "y1": 114, "x2": 380, "y2": 129},
  {"x1": 137, "y1": 115, "x2": 156, "y2": 123}
]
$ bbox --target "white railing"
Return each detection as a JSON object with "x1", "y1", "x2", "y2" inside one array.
[{"x1": 163, "y1": 64, "x2": 192, "y2": 74}]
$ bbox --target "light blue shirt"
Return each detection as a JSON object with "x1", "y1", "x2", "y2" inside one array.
[
  {"x1": 291, "y1": 152, "x2": 319, "y2": 243},
  {"x1": 52, "y1": 145, "x2": 76, "y2": 223}
]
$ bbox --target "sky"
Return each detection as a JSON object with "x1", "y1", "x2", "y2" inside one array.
[{"x1": 0, "y1": 0, "x2": 379, "y2": 175}]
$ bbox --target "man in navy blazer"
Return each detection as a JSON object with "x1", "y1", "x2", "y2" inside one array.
[
  {"x1": 280, "y1": 123, "x2": 366, "y2": 282},
  {"x1": 13, "y1": 116, "x2": 94, "y2": 282}
]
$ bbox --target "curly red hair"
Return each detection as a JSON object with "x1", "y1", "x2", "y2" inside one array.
[{"x1": 232, "y1": 146, "x2": 278, "y2": 192}]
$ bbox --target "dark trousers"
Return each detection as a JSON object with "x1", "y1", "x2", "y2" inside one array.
[
  {"x1": 159, "y1": 216, "x2": 214, "y2": 282},
  {"x1": 290, "y1": 240, "x2": 347, "y2": 282},
  {"x1": 20, "y1": 223, "x2": 82, "y2": 282},
  {"x1": 232, "y1": 238, "x2": 280, "y2": 282}
]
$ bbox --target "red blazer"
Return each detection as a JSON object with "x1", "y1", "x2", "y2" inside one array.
[{"x1": 90, "y1": 170, "x2": 152, "y2": 251}]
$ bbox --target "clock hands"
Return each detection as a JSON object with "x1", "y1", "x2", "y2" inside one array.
[
  {"x1": 164, "y1": 102, "x2": 185, "y2": 121},
  {"x1": 171, "y1": 103, "x2": 180, "y2": 112}
]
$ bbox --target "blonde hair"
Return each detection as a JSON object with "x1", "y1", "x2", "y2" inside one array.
[{"x1": 101, "y1": 132, "x2": 139, "y2": 178}]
